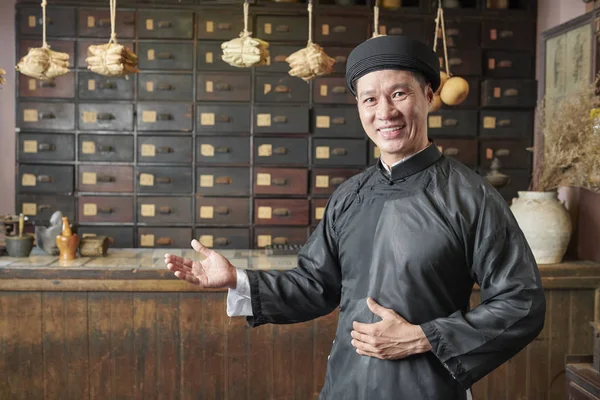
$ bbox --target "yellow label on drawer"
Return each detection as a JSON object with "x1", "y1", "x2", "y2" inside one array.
[
  {"x1": 428, "y1": 115, "x2": 442, "y2": 128},
  {"x1": 316, "y1": 115, "x2": 330, "y2": 128},
  {"x1": 88, "y1": 79, "x2": 96, "y2": 91},
  {"x1": 264, "y1": 23, "x2": 272, "y2": 34},
  {"x1": 201, "y1": 144, "x2": 215, "y2": 157},
  {"x1": 256, "y1": 173, "x2": 271, "y2": 186},
  {"x1": 22, "y1": 173, "x2": 36, "y2": 187},
  {"x1": 82, "y1": 141, "x2": 96, "y2": 154},
  {"x1": 146, "y1": 81, "x2": 154, "y2": 92},
  {"x1": 316, "y1": 146, "x2": 330, "y2": 159},
  {"x1": 23, "y1": 140, "x2": 38, "y2": 153},
  {"x1": 258, "y1": 144, "x2": 272, "y2": 157},
  {"x1": 146, "y1": 19, "x2": 154, "y2": 31},
  {"x1": 490, "y1": 28, "x2": 497, "y2": 40},
  {"x1": 23, "y1": 109, "x2": 38, "y2": 122},
  {"x1": 493, "y1": 87, "x2": 501, "y2": 98},
  {"x1": 200, "y1": 175, "x2": 214, "y2": 187},
  {"x1": 83, "y1": 203, "x2": 97, "y2": 216},
  {"x1": 200, "y1": 113, "x2": 215, "y2": 126},
  {"x1": 205, "y1": 52, "x2": 213, "y2": 64},
  {"x1": 320, "y1": 85, "x2": 328, "y2": 97},
  {"x1": 437, "y1": 145, "x2": 443, "y2": 152},
  {"x1": 140, "y1": 234, "x2": 155, "y2": 247},
  {"x1": 200, "y1": 206, "x2": 214, "y2": 219},
  {"x1": 483, "y1": 116, "x2": 497, "y2": 129},
  {"x1": 264, "y1": 83, "x2": 272, "y2": 95},
  {"x1": 28, "y1": 15, "x2": 36, "y2": 27},
  {"x1": 83, "y1": 111, "x2": 97, "y2": 124},
  {"x1": 147, "y1": 49, "x2": 155, "y2": 60},
  {"x1": 322, "y1": 24, "x2": 330, "y2": 36},
  {"x1": 28, "y1": 79, "x2": 36, "y2": 91},
  {"x1": 140, "y1": 173, "x2": 155, "y2": 186},
  {"x1": 257, "y1": 235, "x2": 272, "y2": 248},
  {"x1": 315, "y1": 207, "x2": 325, "y2": 221},
  {"x1": 142, "y1": 110, "x2": 157, "y2": 123},
  {"x1": 82, "y1": 233, "x2": 97, "y2": 238},
  {"x1": 380, "y1": 25, "x2": 387, "y2": 35},
  {"x1": 488, "y1": 58, "x2": 496, "y2": 70},
  {"x1": 258, "y1": 206, "x2": 272, "y2": 219},
  {"x1": 87, "y1": 15, "x2": 95, "y2": 28},
  {"x1": 205, "y1": 81, "x2": 214, "y2": 93},
  {"x1": 486, "y1": 148, "x2": 494, "y2": 160},
  {"x1": 82, "y1": 172, "x2": 97, "y2": 185},
  {"x1": 206, "y1": 20, "x2": 214, "y2": 33},
  {"x1": 256, "y1": 113, "x2": 271, "y2": 127},
  {"x1": 22, "y1": 203, "x2": 37, "y2": 216},
  {"x1": 141, "y1": 204, "x2": 156, "y2": 217},
  {"x1": 200, "y1": 235, "x2": 214, "y2": 248},
  {"x1": 374, "y1": 147, "x2": 381, "y2": 159},
  {"x1": 315, "y1": 175, "x2": 329, "y2": 188},
  {"x1": 141, "y1": 144, "x2": 156, "y2": 157}
]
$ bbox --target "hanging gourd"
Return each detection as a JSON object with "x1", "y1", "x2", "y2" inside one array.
[
  {"x1": 221, "y1": 0, "x2": 270, "y2": 68},
  {"x1": 15, "y1": 0, "x2": 70, "y2": 81},
  {"x1": 286, "y1": 0, "x2": 335, "y2": 82},
  {"x1": 0, "y1": 68, "x2": 6, "y2": 85},
  {"x1": 430, "y1": 0, "x2": 469, "y2": 112},
  {"x1": 371, "y1": 1, "x2": 386, "y2": 38},
  {"x1": 85, "y1": 0, "x2": 139, "y2": 77}
]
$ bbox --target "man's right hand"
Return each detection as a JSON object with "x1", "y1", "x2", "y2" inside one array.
[{"x1": 165, "y1": 239, "x2": 238, "y2": 289}]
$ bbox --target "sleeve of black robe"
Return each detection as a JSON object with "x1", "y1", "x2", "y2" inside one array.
[{"x1": 420, "y1": 186, "x2": 547, "y2": 389}]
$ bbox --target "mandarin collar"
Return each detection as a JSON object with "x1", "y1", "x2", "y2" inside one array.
[{"x1": 376, "y1": 143, "x2": 442, "y2": 182}]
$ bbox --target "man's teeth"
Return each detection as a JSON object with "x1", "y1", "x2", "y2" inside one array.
[{"x1": 380, "y1": 126, "x2": 404, "y2": 132}]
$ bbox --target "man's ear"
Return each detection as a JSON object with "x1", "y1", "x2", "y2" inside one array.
[{"x1": 425, "y1": 83, "x2": 434, "y2": 105}]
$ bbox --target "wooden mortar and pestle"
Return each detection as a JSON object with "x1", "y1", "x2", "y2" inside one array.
[
  {"x1": 5, "y1": 214, "x2": 35, "y2": 257},
  {"x1": 56, "y1": 216, "x2": 79, "y2": 261}
]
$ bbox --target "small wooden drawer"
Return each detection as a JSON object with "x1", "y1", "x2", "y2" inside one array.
[
  {"x1": 195, "y1": 228, "x2": 250, "y2": 249},
  {"x1": 256, "y1": 16, "x2": 308, "y2": 42},
  {"x1": 138, "y1": 228, "x2": 192, "y2": 249},
  {"x1": 311, "y1": 198, "x2": 328, "y2": 226},
  {"x1": 196, "y1": 104, "x2": 251, "y2": 134},
  {"x1": 78, "y1": 103, "x2": 134, "y2": 131},
  {"x1": 376, "y1": 18, "x2": 425, "y2": 41},
  {"x1": 138, "y1": 74, "x2": 193, "y2": 101},
  {"x1": 18, "y1": 165, "x2": 73, "y2": 193},
  {"x1": 137, "y1": 136, "x2": 193, "y2": 164},
  {"x1": 78, "y1": 196, "x2": 134, "y2": 223},
  {"x1": 19, "y1": 74, "x2": 74, "y2": 99},
  {"x1": 441, "y1": 77, "x2": 479, "y2": 109},
  {"x1": 254, "y1": 138, "x2": 308, "y2": 165},
  {"x1": 196, "y1": 137, "x2": 250, "y2": 164},
  {"x1": 434, "y1": 139, "x2": 477, "y2": 167},
  {"x1": 78, "y1": 134, "x2": 134, "y2": 162},
  {"x1": 78, "y1": 72, "x2": 134, "y2": 100},
  {"x1": 78, "y1": 165, "x2": 134, "y2": 193},
  {"x1": 19, "y1": 7, "x2": 75, "y2": 36},
  {"x1": 20, "y1": 39, "x2": 74, "y2": 65},
  {"x1": 197, "y1": 11, "x2": 244, "y2": 40},
  {"x1": 18, "y1": 133, "x2": 74, "y2": 162},
  {"x1": 137, "y1": 103, "x2": 193, "y2": 132},
  {"x1": 435, "y1": 19, "x2": 480, "y2": 48},
  {"x1": 480, "y1": 168, "x2": 530, "y2": 203},
  {"x1": 312, "y1": 139, "x2": 367, "y2": 166},
  {"x1": 315, "y1": 16, "x2": 368, "y2": 44},
  {"x1": 484, "y1": 51, "x2": 534, "y2": 78},
  {"x1": 197, "y1": 73, "x2": 251, "y2": 102},
  {"x1": 76, "y1": 39, "x2": 134, "y2": 68},
  {"x1": 17, "y1": 194, "x2": 75, "y2": 222},
  {"x1": 480, "y1": 111, "x2": 533, "y2": 139},
  {"x1": 481, "y1": 79, "x2": 536, "y2": 108},
  {"x1": 197, "y1": 42, "x2": 241, "y2": 71},
  {"x1": 137, "y1": 196, "x2": 193, "y2": 224},
  {"x1": 137, "y1": 10, "x2": 193, "y2": 39},
  {"x1": 253, "y1": 227, "x2": 308, "y2": 248},
  {"x1": 254, "y1": 199, "x2": 309, "y2": 226},
  {"x1": 311, "y1": 168, "x2": 361, "y2": 196},
  {"x1": 262, "y1": 44, "x2": 304, "y2": 73},
  {"x1": 437, "y1": 47, "x2": 482, "y2": 76},
  {"x1": 196, "y1": 197, "x2": 250, "y2": 225},
  {"x1": 480, "y1": 140, "x2": 532, "y2": 169},
  {"x1": 325, "y1": 47, "x2": 352, "y2": 74},
  {"x1": 482, "y1": 21, "x2": 534, "y2": 51},
  {"x1": 255, "y1": 74, "x2": 310, "y2": 103},
  {"x1": 136, "y1": 167, "x2": 193, "y2": 194},
  {"x1": 427, "y1": 111, "x2": 478, "y2": 137},
  {"x1": 138, "y1": 43, "x2": 194, "y2": 70},
  {"x1": 254, "y1": 168, "x2": 308, "y2": 196},
  {"x1": 313, "y1": 77, "x2": 355, "y2": 104},
  {"x1": 253, "y1": 105, "x2": 309, "y2": 134},
  {"x1": 18, "y1": 102, "x2": 75, "y2": 131},
  {"x1": 312, "y1": 106, "x2": 363, "y2": 138},
  {"x1": 77, "y1": 226, "x2": 134, "y2": 248},
  {"x1": 195, "y1": 167, "x2": 250, "y2": 196},
  {"x1": 78, "y1": 9, "x2": 135, "y2": 38}
]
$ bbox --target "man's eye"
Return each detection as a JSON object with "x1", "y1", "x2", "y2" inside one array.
[
  {"x1": 393, "y1": 92, "x2": 406, "y2": 98},
  {"x1": 364, "y1": 97, "x2": 375, "y2": 104}
]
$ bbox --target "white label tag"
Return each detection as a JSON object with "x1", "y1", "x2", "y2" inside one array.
[
  {"x1": 28, "y1": 79, "x2": 36, "y2": 91},
  {"x1": 258, "y1": 144, "x2": 272, "y2": 157},
  {"x1": 201, "y1": 144, "x2": 215, "y2": 157},
  {"x1": 322, "y1": 24, "x2": 330, "y2": 36},
  {"x1": 87, "y1": 15, "x2": 95, "y2": 28},
  {"x1": 82, "y1": 141, "x2": 96, "y2": 154},
  {"x1": 146, "y1": 81, "x2": 154, "y2": 92},
  {"x1": 201, "y1": 113, "x2": 215, "y2": 126},
  {"x1": 258, "y1": 206, "x2": 272, "y2": 219},
  {"x1": 88, "y1": 80, "x2": 96, "y2": 91},
  {"x1": 147, "y1": 49, "x2": 155, "y2": 60},
  {"x1": 315, "y1": 175, "x2": 329, "y2": 188},
  {"x1": 140, "y1": 234, "x2": 155, "y2": 247},
  {"x1": 141, "y1": 144, "x2": 156, "y2": 157},
  {"x1": 23, "y1": 109, "x2": 38, "y2": 122},
  {"x1": 315, "y1": 207, "x2": 325, "y2": 220},
  {"x1": 142, "y1": 110, "x2": 157, "y2": 123},
  {"x1": 256, "y1": 173, "x2": 271, "y2": 186},
  {"x1": 200, "y1": 235, "x2": 214, "y2": 248},
  {"x1": 315, "y1": 146, "x2": 330, "y2": 159},
  {"x1": 141, "y1": 204, "x2": 156, "y2": 217},
  {"x1": 206, "y1": 21, "x2": 214, "y2": 33},
  {"x1": 200, "y1": 175, "x2": 214, "y2": 187},
  {"x1": 139, "y1": 173, "x2": 155, "y2": 186},
  {"x1": 22, "y1": 173, "x2": 36, "y2": 187},
  {"x1": 256, "y1": 114, "x2": 271, "y2": 127},
  {"x1": 83, "y1": 203, "x2": 97, "y2": 216},
  {"x1": 200, "y1": 206, "x2": 214, "y2": 219},
  {"x1": 257, "y1": 235, "x2": 272, "y2": 248},
  {"x1": 206, "y1": 81, "x2": 214, "y2": 93},
  {"x1": 316, "y1": 116, "x2": 330, "y2": 128},
  {"x1": 83, "y1": 111, "x2": 97, "y2": 124},
  {"x1": 22, "y1": 203, "x2": 37, "y2": 216},
  {"x1": 82, "y1": 172, "x2": 97, "y2": 185},
  {"x1": 146, "y1": 19, "x2": 154, "y2": 31},
  {"x1": 23, "y1": 140, "x2": 38, "y2": 153},
  {"x1": 205, "y1": 52, "x2": 213, "y2": 63}
]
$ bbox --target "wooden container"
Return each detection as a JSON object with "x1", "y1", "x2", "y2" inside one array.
[{"x1": 79, "y1": 236, "x2": 109, "y2": 257}]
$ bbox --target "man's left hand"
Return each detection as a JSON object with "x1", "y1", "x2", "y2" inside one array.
[{"x1": 351, "y1": 297, "x2": 433, "y2": 360}]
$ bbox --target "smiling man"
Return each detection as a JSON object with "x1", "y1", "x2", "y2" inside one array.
[{"x1": 166, "y1": 35, "x2": 546, "y2": 400}]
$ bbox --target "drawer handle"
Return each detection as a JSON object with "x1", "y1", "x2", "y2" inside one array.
[
  {"x1": 38, "y1": 80, "x2": 56, "y2": 88},
  {"x1": 215, "y1": 176, "x2": 232, "y2": 185},
  {"x1": 446, "y1": 28, "x2": 459, "y2": 36},
  {"x1": 275, "y1": 25, "x2": 290, "y2": 33},
  {"x1": 388, "y1": 27, "x2": 403, "y2": 35},
  {"x1": 215, "y1": 146, "x2": 231, "y2": 153},
  {"x1": 273, "y1": 208, "x2": 289, "y2": 217},
  {"x1": 272, "y1": 178, "x2": 287, "y2": 186},
  {"x1": 216, "y1": 114, "x2": 231, "y2": 123},
  {"x1": 504, "y1": 89, "x2": 519, "y2": 97},
  {"x1": 332, "y1": 148, "x2": 347, "y2": 156},
  {"x1": 443, "y1": 147, "x2": 460, "y2": 156},
  {"x1": 157, "y1": 146, "x2": 173, "y2": 154},
  {"x1": 498, "y1": 119, "x2": 512, "y2": 127},
  {"x1": 499, "y1": 30, "x2": 514, "y2": 38},
  {"x1": 157, "y1": 113, "x2": 173, "y2": 121},
  {"x1": 157, "y1": 83, "x2": 174, "y2": 91},
  {"x1": 99, "y1": 82, "x2": 117, "y2": 90},
  {"x1": 97, "y1": 175, "x2": 115, "y2": 183},
  {"x1": 37, "y1": 175, "x2": 53, "y2": 183},
  {"x1": 495, "y1": 148, "x2": 511, "y2": 157},
  {"x1": 274, "y1": 85, "x2": 290, "y2": 93},
  {"x1": 97, "y1": 113, "x2": 115, "y2": 121},
  {"x1": 156, "y1": 177, "x2": 172, "y2": 184},
  {"x1": 156, "y1": 52, "x2": 174, "y2": 60},
  {"x1": 333, "y1": 25, "x2": 347, "y2": 33},
  {"x1": 332, "y1": 86, "x2": 347, "y2": 94},
  {"x1": 449, "y1": 57, "x2": 462, "y2": 66},
  {"x1": 38, "y1": 204, "x2": 51, "y2": 211},
  {"x1": 158, "y1": 206, "x2": 172, "y2": 215},
  {"x1": 39, "y1": 112, "x2": 55, "y2": 120},
  {"x1": 274, "y1": 55, "x2": 288, "y2": 63},
  {"x1": 443, "y1": 118, "x2": 459, "y2": 127},
  {"x1": 498, "y1": 60, "x2": 513, "y2": 68},
  {"x1": 334, "y1": 55, "x2": 347, "y2": 63},
  {"x1": 97, "y1": 18, "x2": 111, "y2": 27},
  {"x1": 157, "y1": 21, "x2": 172, "y2": 29},
  {"x1": 215, "y1": 83, "x2": 231, "y2": 91},
  {"x1": 332, "y1": 117, "x2": 346, "y2": 125},
  {"x1": 217, "y1": 22, "x2": 232, "y2": 31},
  {"x1": 273, "y1": 116, "x2": 288, "y2": 124},
  {"x1": 156, "y1": 237, "x2": 173, "y2": 245},
  {"x1": 38, "y1": 143, "x2": 55, "y2": 152},
  {"x1": 215, "y1": 206, "x2": 230, "y2": 215},
  {"x1": 273, "y1": 146, "x2": 288, "y2": 155},
  {"x1": 214, "y1": 237, "x2": 230, "y2": 246},
  {"x1": 98, "y1": 207, "x2": 113, "y2": 214},
  {"x1": 330, "y1": 177, "x2": 345, "y2": 185},
  {"x1": 99, "y1": 145, "x2": 114, "y2": 153},
  {"x1": 272, "y1": 236, "x2": 288, "y2": 245}
]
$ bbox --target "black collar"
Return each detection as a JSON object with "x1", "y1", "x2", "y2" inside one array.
[{"x1": 376, "y1": 143, "x2": 442, "y2": 182}]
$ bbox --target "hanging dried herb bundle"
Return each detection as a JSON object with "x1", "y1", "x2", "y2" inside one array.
[
  {"x1": 0, "y1": 68, "x2": 6, "y2": 85},
  {"x1": 221, "y1": 1, "x2": 269, "y2": 68}
]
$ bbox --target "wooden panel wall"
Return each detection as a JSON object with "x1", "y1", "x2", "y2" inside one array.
[{"x1": 0, "y1": 288, "x2": 595, "y2": 399}]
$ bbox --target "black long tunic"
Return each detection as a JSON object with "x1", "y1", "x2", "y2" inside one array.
[{"x1": 246, "y1": 144, "x2": 546, "y2": 399}]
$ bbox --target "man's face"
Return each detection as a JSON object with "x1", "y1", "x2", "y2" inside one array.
[{"x1": 355, "y1": 69, "x2": 433, "y2": 165}]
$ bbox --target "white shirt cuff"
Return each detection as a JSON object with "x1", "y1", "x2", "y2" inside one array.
[{"x1": 226, "y1": 268, "x2": 253, "y2": 317}]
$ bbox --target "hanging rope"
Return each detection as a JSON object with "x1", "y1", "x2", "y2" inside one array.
[
  {"x1": 41, "y1": 0, "x2": 48, "y2": 48},
  {"x1": 432, "y1": 1, "x2": 450, "y2": 77},
  {"x1": 373, "y1": 0, "x2": 380, "y2": 37},
  {"x1": 243, "y1": 0, "x2": 249, "y2": 35},
  {"x1": 307, "y1": 0, "x2": 313, "y2": 44},
  {"x1": 109, "y1": 0, "x2": 117, "y2": 44}
]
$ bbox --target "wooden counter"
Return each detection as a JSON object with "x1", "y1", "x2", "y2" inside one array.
[{"x1": 1, "y1": 249, "x2": 599, "y2": 399}]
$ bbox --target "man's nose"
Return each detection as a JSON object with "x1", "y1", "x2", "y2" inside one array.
[{"x1": 375, "y1": 98, "x2": 398, "y2": 120}]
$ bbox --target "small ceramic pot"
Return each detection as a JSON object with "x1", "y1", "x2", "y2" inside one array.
[{"x1": 6, "y1": 235, "x2": 35, "y2": 258}]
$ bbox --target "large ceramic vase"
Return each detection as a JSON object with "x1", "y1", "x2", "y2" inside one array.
[{"x1": 510, "y1": 191, "x2": 572, "y2": 264}]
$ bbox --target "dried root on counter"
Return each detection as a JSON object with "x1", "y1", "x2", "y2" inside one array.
[
  {"x1": 286, "y1": 43, "x2": 335, "y2": 82},
  {"x1": 16, "y1": 46, "x2": 70, "y2": 80},
  {"x1": 85, "y1": 42, "x2": 139, "y2": 77}
]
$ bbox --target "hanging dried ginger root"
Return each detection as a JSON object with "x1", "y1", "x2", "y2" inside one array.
[
  {"x1": 16, "y1": 47, "x2": 69, "y2": 80},
  {"x1": 286, "y1": 43, "x2": 335, "y2": 82},
  {"x1": 222, "y1": 32, "x2": 270, "y2": 68},
  {"x1": 85, "y1": 42, "x2": 139, "y2": 77},
  {"x1": 0, "y1": 68, "x2": 6, "y2": 85}
]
